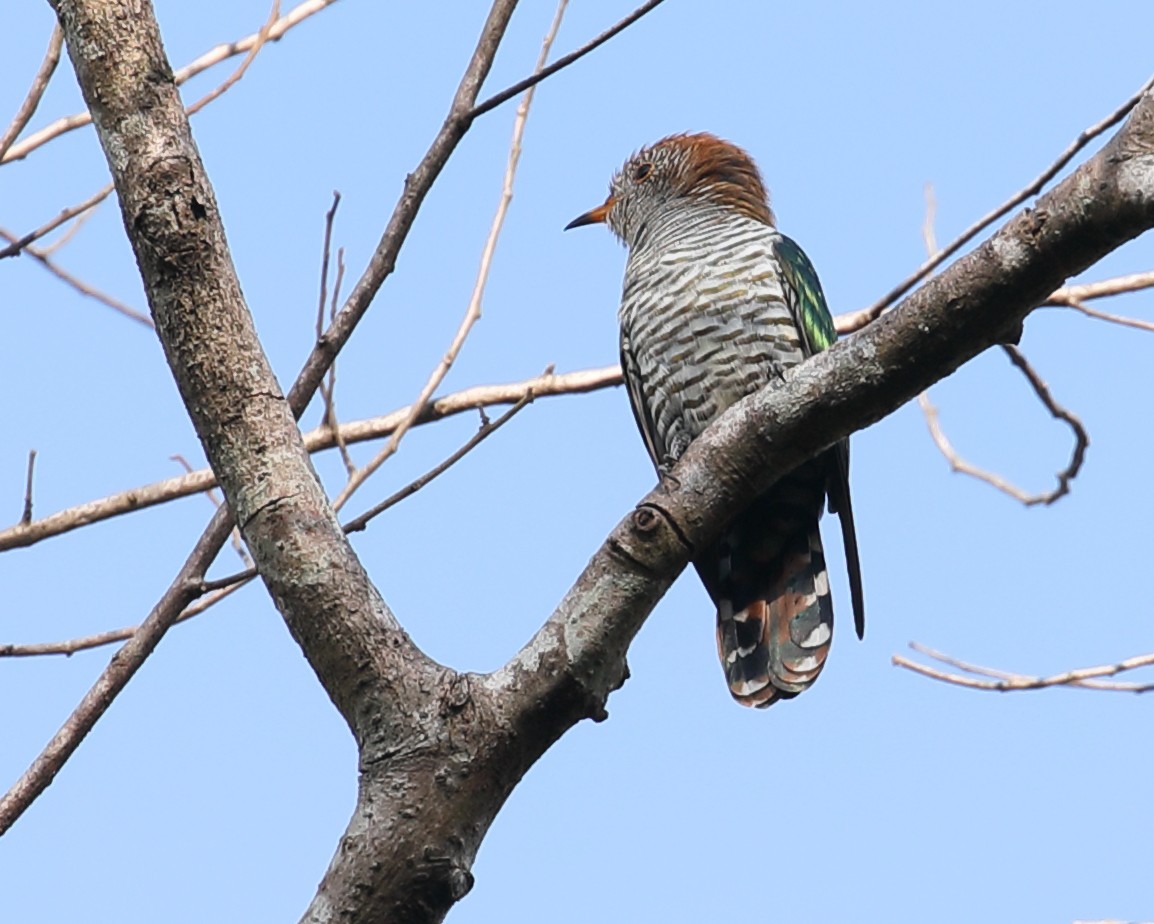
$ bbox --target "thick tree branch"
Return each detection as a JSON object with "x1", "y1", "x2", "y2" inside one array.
[
  {"x1": 486, "y1": 79, "x2": 1154, "y2": 802},
  {"x1": 22, "y1": 2, "x2": 1154, "y2": 921}
]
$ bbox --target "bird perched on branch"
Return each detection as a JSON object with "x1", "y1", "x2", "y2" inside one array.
[{"x1": 566, "y1": 132, "x2": 864, "y2": 708}]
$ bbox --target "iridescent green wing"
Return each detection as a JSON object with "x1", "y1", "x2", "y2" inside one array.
[
  {"x1": 772, "y1": 234, "x2": 836, "y2": 357},
  {"x1": 772, "y1": 233, "x2": 866, "y2": 638}
]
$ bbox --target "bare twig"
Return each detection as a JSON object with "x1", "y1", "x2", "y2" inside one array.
[
  {"x1": 1045, "y1": 272, "x2": 1154, "y2": 332},
  {"x1": 345, "y1": 389, "x2": 535, "y2": 533},
  {"x1": 1, "y1": 0, "x2": 338, "y2": 165},
  {"x1": 845, "y1": 74, "x2": 1154, "y2": 330},
  {"x1": 185, "y1": 0, "x2": 281, "y2": 116},
  {"x1": 6, "y1": 392, "x2": 535, "y2": 658},
  {"x1": 1050, "y1": 270, "x2": 1154, "y2": 305},
  {"x1": 0, "y1": 365, "x2": 620, "y2": 552},
  {"x1": 1060, "y1": 296, "x2": 1154, "y2": 333},
  {"x1": 0, "y1": 575, "x2": 251, "y2": 658},
  {"x1": 469, "y1": 0, "x2": 667, "y2": 120},
  {"x1": 0, "y1": 184, "x2": 115, "y2": 261},
  {"x1": 330, "y1": 1, "x2": 568, "y2": 512},
  {"x1": 37, "y1": 199, "x2": 99, "y2": 255},
  {"x1": 325, "y1": 249, "x2": 353, "y2": 473},
  {"x1": 921, "y1": 181, "x2": 938, "y2": 257},
  {"x1": 919, "y1": 345, "x2": 1088, "y2": 506},
  {"x1": 0, "y1": 0, "x2": 524, "y2": 836},
  {"x1": 0, "y1": 507, "x2": 235, "y2": 833},
  {"x1": 314, "y1": 195, "x2": 355, "y2": 474},
  {"x1": 21, "y1": 451, "x2": 37, "y2": 525},
  {"x1": 894, "y1": 641, "x2": 1154, "y2": 693},
  {"x1": 288, "y1": 0, "x2": 664, "y2": 411},
  {"x1": 0, "y1": 226, "x2": 152, "y2": 326},
  {"x1": 0, "y1": 25, "x2": 64, "y2": 162}
]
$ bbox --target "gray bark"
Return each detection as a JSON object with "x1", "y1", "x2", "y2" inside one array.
[{"x1": 48, "y1": 0, "x2": 1154, "y2": 920}]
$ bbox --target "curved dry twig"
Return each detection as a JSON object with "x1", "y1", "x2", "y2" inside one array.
[
  {"x1": 185, "y1": 0, "x2": 281, "y2": 116},
  {"x1": 468, "y1": 0, "x2": 667, "y2": 120},
  {"x1": 894, "y1": 641, "x2": 1154, "y2": 693},
  {"x1": 0, "y1": 576, "x2": 252, "y2": 658},
  {"x1": 0, "y1": 0, "x2": 338, "y2": 165},
  {"x1": 344, "y1": 387, "x2": 535, "y2": 533},
  {"x1": 3, "y1": 392, "x2": 534, "y2": 658},
  {"x1": 0, "y1": 365, "x2": 621, "y2": 552},
  {"x1": 1047, "y1": 271, "x2": 1154, "y2": 332},
  {"x1": 330, "y1": 0, "x2": 569, "y2": 512},
  {"x1": 0, "y1": 224, "x2": 151, "y2": 325},
  {"x1": 0, "y1": 0, "x2": 523, "y2": 840},
  {"x1": 1, "y1": 0, "x2": 283, "y2": 264},
  {"x1": 21, "y1": 451, "x2": 37, "y2": 526},
  {"x1": 0, "y1": 25, "x2": 63, "y2": 162},
  {"x1": 0, "y1": 184, "x2": 114, "y2": 261},
  {"x1": 840, "y1": 74, "x2": 1154, "y2": 331},
  {"x1": 919, "y1": 344, "x2": 1088, "y2": 506}
]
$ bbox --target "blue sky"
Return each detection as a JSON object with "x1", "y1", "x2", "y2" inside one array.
[{"x1": 2, "y1": 2, "x2": 1152, "y2": 922}]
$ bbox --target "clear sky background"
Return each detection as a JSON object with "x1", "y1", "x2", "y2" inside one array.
[{"x1": 2, "y1": 2, "x2": 1152, "y2": 922}]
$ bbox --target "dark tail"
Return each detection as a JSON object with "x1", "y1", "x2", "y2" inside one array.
[{"x1": 695, "y1": 465, "x2": 835, "y2": 708}]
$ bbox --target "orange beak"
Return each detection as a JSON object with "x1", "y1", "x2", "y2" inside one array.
[{"x1": 564, "y1": 198, "x2": 613, "y2": 231}]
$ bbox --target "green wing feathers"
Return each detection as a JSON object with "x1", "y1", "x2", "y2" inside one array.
[
  {"x1": 773, "y1": 234, "x2": 837, "y2": 356},
  {"x1": 774, "y1": 233, "x2": 866, "y2": 639}
]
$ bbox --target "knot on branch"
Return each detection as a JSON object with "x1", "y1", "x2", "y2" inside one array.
[
  {"x1": 420, "y1": 842, "x2": 475, "y2": 902},
  {"x1": 609, "y1": 502, "x2": 692, "y2": 579}
]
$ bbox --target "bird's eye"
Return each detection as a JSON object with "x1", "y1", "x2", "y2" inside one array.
[{"x1": 632, "y1": 162, "x2": 653, "y2": 182}]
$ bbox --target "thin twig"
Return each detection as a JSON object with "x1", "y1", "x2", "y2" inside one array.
[
  {"x1": 1, "y1": 0, "x2": 338, "y2": 165},
  {"x1": 0, "y1": 0, "x2": 524, "y2": 836},
  {"x1": 21, "y1": 450, "x2": 37, "y2": 525},
  {"x1": 0, "y1": 226, "x2": 152, "y2": 327},
  {"x1": 345, "y1": 389, "x2": 536, "y2": 533},
  {"x1": 845, "y1": 74, "x2": 1154, "y2": 330},
  {"x1": 313, "y1": 194, "x2": 355, "y2": 474},
  {"x1": 1, "y1": 0, "x2": 280, "y2": 264},
  {"x1": 919, "y1": 345, "x2": 1088, "y2": 506},
  {"x1": 288, "y1": 0, "x2": 659, "y2": 412},
  {"x1": 1050, "y1": 270, "x2": 1154, "y2": 305},
  {"x1": 0, "y1": 184, "x2": 115, "y2": 261},
  {"x1": 0, "y1": 507, "x2": 235, "y2": 833},
  {"x1": 0, "y1": 576, "x2": 252, "y2": 658},
  {"x1": 37, "y1": 199, "x2": 99, "y2": 256},
  {"x1": 330, "y1": 0, "x2": 568, "y2": 512},
  {"x1": 0, "y1": 25, "x2": 64, "y2": 162},
  {"x1": 1061, "y1": 296, "x2": 1154, "y2": 333},
  {"x1": 170, "y1": 455, "x2": 251, "y2": 566},
  {"x1": 6, "y1": 393, "x2": 535, "y2": 658},
  {"x1": 0, "y1": 365, "x2": 621, "y2": 552},
  {"x1": 326, "y1": 249, "x2": 354, "y2": 474},
  {"x1": 921, "y1": 181, "x2": 938, "y2": 257},
  {"x1": 468, "y1": 0, "x2": 667, "y2": 120},
  {"x1": 894, "y1": 641, "x2": 1154, "y2": 693},
  {"x1": 185, "y1": 0, "x2": 281, "y2": 116},
  {"x1": 1001, "y1": 344, "x2": 1089, "y2": 503}
]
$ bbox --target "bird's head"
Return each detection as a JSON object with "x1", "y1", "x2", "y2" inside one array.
[{"x1": 565, "y1": 132, "x2": 775, "y2": 248}]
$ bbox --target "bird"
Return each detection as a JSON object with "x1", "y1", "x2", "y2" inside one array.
[{"x1": 565, "y1": 132, "x2": 864, "y2": 708}]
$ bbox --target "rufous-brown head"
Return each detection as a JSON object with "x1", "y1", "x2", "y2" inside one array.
[{"x1": 565, "y1": 132, "x2": 775, "y2": 247}]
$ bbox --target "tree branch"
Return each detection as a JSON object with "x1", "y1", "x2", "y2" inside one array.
[
  {"x1": 894, "y1": 642, "x2": 1154, "y2": 693},
  {"x1": 0, "y1": 365, "x2": 621, "y2": 553},
  {"x1": 485, "y1": 77, "x2": 1154, "y2": 816},
  {"x1": 0, "y1": 0, "x2": 339, "y2": 165},
  {"x1": 0, "y1": 24, "x2": 63, "y2": 161},
  {"x1": 918, "y1": 345, "x2": 1089, "y2": 506}
]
